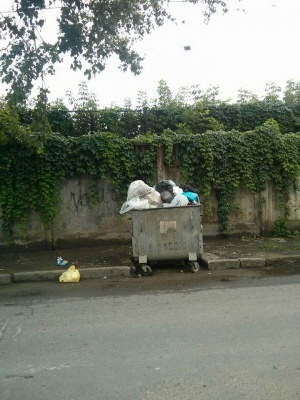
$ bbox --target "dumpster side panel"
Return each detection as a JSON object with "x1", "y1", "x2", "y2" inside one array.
[{"x1": 131, "y1": 206, "x2": 203, "y2": 262}]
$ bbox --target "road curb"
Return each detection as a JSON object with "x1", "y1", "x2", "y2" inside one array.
[
  {"x1": 240, "y1": 258, "x2": 266, "y2": 268},
  {"x1": 10, "y1": 266, "x2": 131, "y2": 283},
  {"x1": 0, "y1": 274, "x2": 12, "y2": 285},
  {"x1": 79, "y1": 267, "x2": 131, "y2": 279},
  {"x1": 265, "y1": 255, "x2": 300, "y2": 268},
  {"x1": 13, "y1": 270, "x2": 62, "y2": 283},
  {"x1": 202, "y1": 254, "x2": 300, "y2": 270},
  {"x1": 202, "y1": 258, "x2": 240, "y2": 270}
]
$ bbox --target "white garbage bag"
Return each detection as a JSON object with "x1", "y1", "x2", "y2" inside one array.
[
  {"x1": 127, "y1": 180, "x2": 152, "y2": 201},
  {"x1": 144, "y1": 190, "x2": 163, "y2": 208},
  {"x1": 119, "y1": 197, "x2": 150, "y2": 214},
  {"x1": 163, "y1": 193, "x2": 189, "y2": 207}
]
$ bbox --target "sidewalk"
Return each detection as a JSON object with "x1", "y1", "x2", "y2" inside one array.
[{"x1": 1, "y1": 236, "x2": 300, "y2": 284}]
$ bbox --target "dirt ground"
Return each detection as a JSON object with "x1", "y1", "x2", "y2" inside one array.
[{"x1": 1, "y1": 235, "x2": 300, "y2": 276}]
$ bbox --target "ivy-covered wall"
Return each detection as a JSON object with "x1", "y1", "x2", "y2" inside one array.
[{"x1": 1, "y1": 122, "x2": 300, "y2": 247}]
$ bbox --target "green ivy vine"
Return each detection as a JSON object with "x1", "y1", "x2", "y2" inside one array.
[
  {"x1": 1, "y1": 119, "x2": 300, "y2": 244},
  {"x1": 0, "y1": 131, "x2": 159, "y2": 244},
  {"x1": 160, "y1": 121, "x2": 300, "y2": 235}
]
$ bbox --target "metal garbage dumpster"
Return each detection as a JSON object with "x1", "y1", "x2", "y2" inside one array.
[{"x1": 131, "y1": 204, "x2": 203, "y2": 275}]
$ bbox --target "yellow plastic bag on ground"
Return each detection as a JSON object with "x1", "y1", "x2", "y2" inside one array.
[{"x1": 59, "y1": 265, "x2": 80, "y2": 283}]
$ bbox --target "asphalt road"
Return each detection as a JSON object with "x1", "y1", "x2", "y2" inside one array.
[{"x1": 1, "y1": 273, "x2": 300, "y2": 400}]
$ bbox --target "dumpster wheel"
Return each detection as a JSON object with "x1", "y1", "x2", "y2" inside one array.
[
  {"x1": 140, "y1": 264, "x2": 153, "y2": 276},
  {"x1": 190, "y1": 261, "x2": 200, "y2": 273}
]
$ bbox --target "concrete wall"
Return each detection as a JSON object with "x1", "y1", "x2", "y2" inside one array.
[
  {"x1": 1, "y1": 174, "x2": 300, "y2": 248},
  {"x1": 156, "y1": 150, "x2": 300, "y2": 237},
  {"x1": 53, "y1": 177, "x2": 130, "y2": 246},
  {"x1": 0, "y1": 152, "x2": 300, "y2": 248},
  {"x1": 0, "y1": 177, "x2": 131, "y2": 248}
]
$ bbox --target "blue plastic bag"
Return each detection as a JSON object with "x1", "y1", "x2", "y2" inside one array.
[{"x1": 181, "y1": 192, "x2": 199, "y2": 203}]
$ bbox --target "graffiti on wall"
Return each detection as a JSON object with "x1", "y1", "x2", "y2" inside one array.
[
  {"x1": 70, "y1": 186, "x2": 118, "y2": 217},
  {"x1": 71, "y1": 192, "x2": 90, "y2": 211}
]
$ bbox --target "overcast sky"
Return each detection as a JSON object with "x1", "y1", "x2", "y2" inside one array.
[{"x1": 1, "y1": 0, "x2": 300, "y2": 106}]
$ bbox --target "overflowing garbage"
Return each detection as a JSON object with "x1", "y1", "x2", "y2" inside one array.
[{"x1": 120, "y1": 180, "x2": 200, "y2": 214}]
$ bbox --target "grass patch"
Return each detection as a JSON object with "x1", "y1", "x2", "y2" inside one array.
[
  {"x1": 262, "y1": 241, "x2": 288, "y2": 251},
  {"x1": 291, "y1": 240, "x2": 300, "y2": 251}
]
